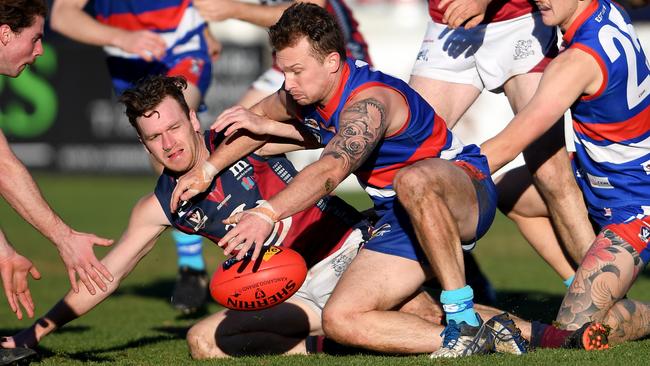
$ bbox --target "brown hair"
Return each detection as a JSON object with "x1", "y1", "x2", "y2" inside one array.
[
  {"x1": 119, "y1": 75, "x2": 190, "y2": 134},
  {"x1": 269, "y1": 2, "x2": 345, "y2": 63},
  {"x1": 0, "y1": 0, "x2": 47, "y2": 33}
]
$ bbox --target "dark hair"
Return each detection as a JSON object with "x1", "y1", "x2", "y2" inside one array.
[
  {"x1": 119, "y1": 75, "x2": 190, "y2": 134},
  {"x1": 0, "y1": 0, "x2": 47, "y2": 33},
  {"x1": 269, "y1": 2, "x2": 346, "y2": 62}
]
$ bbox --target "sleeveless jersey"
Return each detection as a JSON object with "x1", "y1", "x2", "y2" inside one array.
[
  {"x1": 94, "y1": 0, "x2": 212, "y2": 96},
  {"x1": 428, "y1": 0, "x2": 536, "y2": 24},
  {"x1": 563, "y1": 0, "x2": 650, "y2": 225},
  {"x1": 154, "y1": 131, "x2": 367, "y2": 268},
  {"x1": 264, "y1": 0, "x2": 371, "y2": 66},
  {"x1": 296, "y1": 59, "x2": 483, "y2": 212}
]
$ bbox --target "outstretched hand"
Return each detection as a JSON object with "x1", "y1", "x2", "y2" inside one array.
[
  {"x1": 55, "y1": 230, "x2": 114, "y2": 296},
  {"x1": 438, "y1": 0, "x2": 490, "y2": 29},
  {"x1": 114, "y1": 30, "x2": 167, "y2": 61},
  {"x1": 0, "y1": 251, "x2": 41, "y2": 320}
]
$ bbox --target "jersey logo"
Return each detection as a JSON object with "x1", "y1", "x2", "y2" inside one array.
[
  {"x1": 641, "y1": 159, "x2": 650, "y2": 175},
  {"x1": 303, "y1": 118, "x2": 323, "y2": 144},
  {"x1": 229, "y1": 160, "x2": 252, "y2": 180},
  {"x1": 241, "y1": 176, "x2": 256, "y2": 190},
  {"x1": 639, "y1": 226, "x2": 650, "y2": 243},
  {"x1": 513, "y1": 39, "x2": 534, "y2": 60},
  {"x1": 185, "y1": 207, "x2": 208, "y2": 231}
]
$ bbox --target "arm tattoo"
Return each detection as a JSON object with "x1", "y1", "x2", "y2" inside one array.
[{"x1": 322, "y1": 97, "x2": 388, "y2": 174}]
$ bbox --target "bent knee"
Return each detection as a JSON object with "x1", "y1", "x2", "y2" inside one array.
[
  {"x1": 394, "y1": 166, "x2": 442, "y2": 200},
  {"x1": 187, "y1": 323, "x2": 223, "y2": 359},
  {"x1": 322, "y1": 306, "x2": 369, "y2": 346}
]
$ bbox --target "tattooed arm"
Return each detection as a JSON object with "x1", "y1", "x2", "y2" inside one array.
[{"x1": 215, "y1": 88, "x2": 397, "y2": 260}]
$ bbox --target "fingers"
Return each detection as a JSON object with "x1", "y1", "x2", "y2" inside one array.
[
  {"x1": 179, "y1": 188, "x2": 201, "y2": 202},
  {"x1": 3, "y1": 284, "x2": 17, "y2": 315},
  {"x1": 29, "y1": 266, "x2": 41, "y2": 280},
  {"x1": 67, "y1": 269, "x2": 79, "y2": 293},
  {"x1": 94, "y1": 261, "x2": 114, "y2": 283},
  {"x1": 170, "y1": 185, "x2": 183, "y2": 213},
  {"x1": 222, "y1": 212, "x2": 243, "y2": 225},
  {"x1": 464, "y1": 14, "x2": 484, "y2": 29},
  {"x1": 16, "y1": 291, "x2": 34, "y2": 319},
  {"x1": 92, "y1": 236, "x2": 115, "y2": 247},
  {"x1": 77, "y1": 268, "x2": 97, "y2": 296}
]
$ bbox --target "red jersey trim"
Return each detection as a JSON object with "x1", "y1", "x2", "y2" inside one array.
[
  {"x1": 572, "y1": 43, "x2": 609, "y2": 101},
  {"x1": 573, "y1": 106, "x2": 650, "y2": 142},
  {"x1": 96, "y1": 0, "x2": 190, "y2": 31},
  {"x1": 563, "y1": 0, "x2": 600, "y2": 44}
]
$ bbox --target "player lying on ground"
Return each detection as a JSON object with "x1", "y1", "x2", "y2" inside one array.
[
  {"x1": 481, "y1": 0, "x2": 650, "y2": 349},
  {"x1": 0, "y1": 75, "x2": 440, "y2": 358}
]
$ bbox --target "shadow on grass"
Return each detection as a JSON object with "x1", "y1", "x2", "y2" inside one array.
[
  {"x1": 112, "y1": 278, "x2": 175, "y2": 300},
  {"x1": 495, "y1": 290, "x2": 564, "y2": 323}
]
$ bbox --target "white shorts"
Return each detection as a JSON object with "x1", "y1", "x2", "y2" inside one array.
[
  {"x1": 251, "y1": 67, "x2": 285, "y2": 93},
  {"x1": 411, "y1": 12, "x2": 558, "y2": 92},
  {"x1": 287, "y1": 229, "x2": 363, "y2": 317}
]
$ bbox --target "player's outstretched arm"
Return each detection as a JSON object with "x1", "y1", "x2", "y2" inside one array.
[
  {"x1": 50, "y1": 0, "x2": 166, "y2": 61},
  {"x1": 0, "y1": 194, "x2": 169, "y2": 349},
  {"x1": 0, "y1": 229, "x2": 41, "y2": 320},
  {"x1": 219, "y1": 88, "x2": 389, "y2": 261},
  {"x1": 0, "y1": 132, "x2": 115, "y2": 296},
  {"x1": 481, "y1": 48, "x2": 601, "y2": 174},
  {"x1": 195, "y1": 0, "x2": 327, "y2": 28}
]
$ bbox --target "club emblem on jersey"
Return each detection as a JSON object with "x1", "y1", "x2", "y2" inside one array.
[
  {"x1": 241, "y1": 176, "x2": 256, "y2": 190},
  {"x1": 416, "y1": 49, "x2": 429, "y2": 62},
  {"x1": 640, "y1": 226, "x2": 650, "y2": 243},
  {"x1": 185, "y1": 207, "x2": 208, "y2": 231},
  {"x1": 331, "y1": 252, "x2": 354, "y2": 277},
  {"x1": 513, "y1": 39, "x2": 534, "y2": 60},
  {"x1": 604, "y1": 207, "x2": 612, "y2": 217}
]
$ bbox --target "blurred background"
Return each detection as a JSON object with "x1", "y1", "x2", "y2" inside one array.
[{"x1": 3, "y1": 0, "x2": 649, "y2": 191}]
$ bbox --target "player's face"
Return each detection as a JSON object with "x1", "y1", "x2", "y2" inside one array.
[
  {"x1": 276, "y1": 36, "x2": 341, "y2": 106},
  {"x1": 1, "y1": 16, "x2": 44, "y2": 77},
  {"x1": 137, "y1": 96, "x2": 202, "y2": 173},
  {"x1": 535, "y1": 0, "x2": 580, "y2": 30}
]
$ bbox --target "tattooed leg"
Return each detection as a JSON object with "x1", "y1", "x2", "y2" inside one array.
[
  {"x1": 601, "y1": 299, "x2": 650, "y2": 345},
  {"x1": 556, "y1": 229, "x2": 645, "y2": 330}
]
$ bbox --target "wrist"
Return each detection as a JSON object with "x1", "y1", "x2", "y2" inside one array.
[
  {"x1": 202, "y1": 160, "x2": 219, "y2": 181},
  {"x1": 246, "y1": 201, "x2": 279, "y2": 225}
]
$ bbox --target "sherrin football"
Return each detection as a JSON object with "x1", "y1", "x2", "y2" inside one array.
[{"x1": 210, "y1": 246, "x2": 308, "y2": 311}]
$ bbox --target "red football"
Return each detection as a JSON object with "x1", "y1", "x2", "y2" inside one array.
[{"x1": 210, "y1": 246, "x2": 308, "y2": 311}]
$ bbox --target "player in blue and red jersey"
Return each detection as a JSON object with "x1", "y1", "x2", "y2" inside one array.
[
  {"x1": 194, "y1": 0, "x2": 371, "y2": 107},
  {"x1": 0, "y1": 75, "x2": 391, "y2": 357},
  {"x1": 51, "y1": 0, "x2": 220, "y2": 313},
  {"x1": 482, "y1": 0, "x2": 650, "y2": 349},
  {"x1": 170, "y1": 3, "x2": 501, "y2": 356}
]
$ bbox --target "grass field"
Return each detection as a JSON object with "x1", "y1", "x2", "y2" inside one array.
[{"x1": 1, "y1": 174, "x2": 649, "y2": 365}]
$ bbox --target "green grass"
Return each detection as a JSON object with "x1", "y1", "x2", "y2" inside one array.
[{"x1": 1, "y1": 174, "x2": 649, "y2": 365}]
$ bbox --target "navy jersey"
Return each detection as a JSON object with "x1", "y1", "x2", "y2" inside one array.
[
  {"x1": 155, "y1": 131, "x2": 367, "y2": 267},
  {"x1": 563, "y1": 0, "x2": 650, "y2": 225},
  {"x1": 297, "y1": 59, "x2": 484, "y2": 213}
]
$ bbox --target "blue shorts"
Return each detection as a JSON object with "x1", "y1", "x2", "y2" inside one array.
[{"x1": 363, "y1": 155, "x2": 497, "y2": 262}]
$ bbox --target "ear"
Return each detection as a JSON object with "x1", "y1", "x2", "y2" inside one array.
[
  {"x1": 189, "y1": 109, "x2": 201, "y2": 132},
  {"x1": 0, "y1": 24, "x2": 12, "y2": 46},
  {"x1": 325, "y1": 52, "x2": 341, "y2": 73}
]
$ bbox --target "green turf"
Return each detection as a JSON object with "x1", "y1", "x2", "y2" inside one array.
[{"x1": 1, "y1": 174, "x2": 649, "y2": 365}]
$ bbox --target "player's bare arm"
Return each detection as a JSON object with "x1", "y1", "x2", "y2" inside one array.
[
  {"x1": 195, "y1": 0, "x2": 327, "y2": 27},
  {"x1": 0, "y1": 131, "x2": 114, "y2": 296},
  {"x1": 438, "y1": 0, "x2": 492, "y2": 29},
  {"x1": 0, "y1": 194, "x2": 169, "y2": 349},
  {"x1": 51, "y1": 0, "x2": 166, "y2": 61},
  {"x1": 217, "y1": 89, "x2": 390, "y2": 261},
  {"x1": 0, "y1": 230, "x2": 41, "y2": 320},
  {"x1": 171, "y1": 90, "x2": 299, "y2": 211},
  {"x1": 481, "y1": 48, "x2": 602, "y2": 173}
]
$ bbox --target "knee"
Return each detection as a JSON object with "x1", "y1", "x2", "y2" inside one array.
[
  {"x1": 322, "y1": 304, "x2": 368, "y2": 346},
  {"x1": 186, "y1": 323, "x2": 223, "y2": 360},
  {"x1": 394, "y1": 166, "x2": 441, "y2": 202}
]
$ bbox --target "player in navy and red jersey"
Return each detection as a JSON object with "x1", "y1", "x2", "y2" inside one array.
[
  {"x1": 482, "y1": 0, "x2": 650, "y2": 350},
  {"x1": 410, "y1": 0, "x2": 598, "y2": 312},
  {"x1": 1, "y1": 74, "x2": 428, "y2": 358},
  {"x1": 50, "y1": 0, "x2": 220, "y2": 314},
  {"x1": 194, "y1": 0, "x2": 371, "y2": 107},
  {"x1": 170, "y1": 3, "x2": 503, "y2": 357}
]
